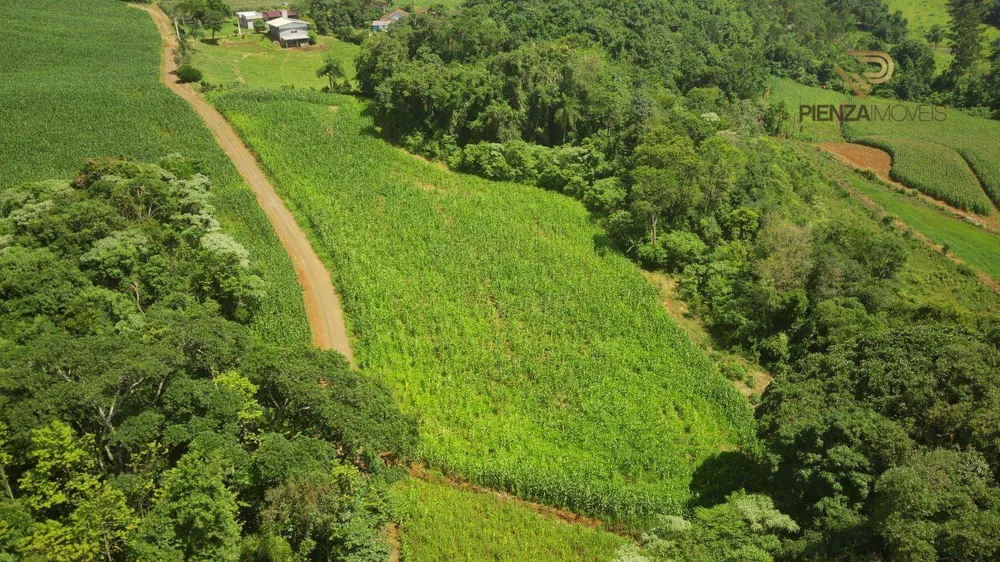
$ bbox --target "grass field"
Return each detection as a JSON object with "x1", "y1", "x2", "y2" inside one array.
[
  {"x1": 805, "y1": 148, "x2": 1000, "y2": 294},
  {"x1": 192, "y1": 29, "x2": 361, "y2": 89},
  {"x1": 849, "y1": 172, "x2": 1000, "y2": 283},
  {"x1": 391, "y1": 473, "x2": 626, "y2": 561},
  {"x1": 0, "y1": 0, "x2": 310, "y2": 346},
  {"x1": 887, "y1": 0, "x2": 1000, "y2": 41},
  {"x1": 212, "y1": 88, "x2": 756, "y2": 525}
]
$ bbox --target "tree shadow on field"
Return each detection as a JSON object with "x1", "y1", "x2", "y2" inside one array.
[
  {"x1": 688, "y1": 450, "x2": 770, "y2": 509},
  {"x1": 592, "y1": 232, "x2": 615, "y2": 257}
]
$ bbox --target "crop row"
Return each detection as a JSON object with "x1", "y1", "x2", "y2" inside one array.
[
  {"x1": 212, "y1": 88, "x2": 757, "y2": 526},
  {"x1": 858, "y1": 136, "x2": 994, "y2": 215}
]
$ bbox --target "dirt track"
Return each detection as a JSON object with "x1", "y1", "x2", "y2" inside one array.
[{"x1": 132, "y1": 4, "x2": 355, "y2": 365}]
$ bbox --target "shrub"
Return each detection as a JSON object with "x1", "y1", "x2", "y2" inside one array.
[
  {"x1": 176, "y1": 64, "x2": 203, "y2": 83},
  {"x1": 719, "y1": 360, "x2": 748, "y2": 382},
  {"x1": 253, "y1": 19, "x2": 266, "y2": 33},
  {"x1": 661, "y1": 231, "x2": 708, "y2": 272}
]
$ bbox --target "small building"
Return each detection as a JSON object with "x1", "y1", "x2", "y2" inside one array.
[
  {"x1": 267, "y1": 17, "x2": 310, "y2": 48},
  {"x1": 262, "y1": 9, "x2": 298, "y2": 21},
  {"x1": 236, "y1": 11, "x2": 263, "y2": 29},
  {"x1": 372, "y1": 8, "x2": 408, "y2": 31},
  {"x1": 382, "y1": 8, "x2": 408, "y2": 22}
]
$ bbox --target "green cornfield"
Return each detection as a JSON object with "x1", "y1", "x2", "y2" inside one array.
[
  {"x1": 0, "y1": 0, "x2": 310, "y2": 345},
  {"x1": 859, "y1": 136, "x2": 993, "y2": 215},
  {"x1": 213, "y1": 88, "x2": 757, "y2": 526}
]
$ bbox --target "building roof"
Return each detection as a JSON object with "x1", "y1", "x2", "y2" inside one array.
[
  {"x1": 383, "y1": 8, "x2": 408, "y2": 19},
  {"x1": 267, "y1": 17, "x2": 308, "y2": 28},
  {"x1": 236, "y1": 11, "x2": 262, "y2": 18},
  {"x1": 262, "y1": 9, "x2": 297, "y2": 19}
]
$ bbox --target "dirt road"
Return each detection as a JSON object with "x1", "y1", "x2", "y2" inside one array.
[{"x1": 132, "y1": 4, "x2": 355, "y2": 365}]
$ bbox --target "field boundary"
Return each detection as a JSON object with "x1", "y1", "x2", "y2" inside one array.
[
  {"x1": 131, "y1": 3, "x2": 355, "y2": 365},
  {"x1": 816, "y1": 142, "x2": 1000, "y2": 234},
  {"x1": 829, "y1": 168, "x2": 1000, "y2": 294},
  {"x1": 959, "y1": 149, "x2": 1000, "y2": 213},
  {"x1": 407, "y1": 464, "x2": 628, "y2": 534}
]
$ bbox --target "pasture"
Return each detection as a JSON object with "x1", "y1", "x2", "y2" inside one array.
[
  {"x1": 192, "y1": 31, "x2": 360, "y2": 89},
  {"x1": 212, "y1": 88, "x2": 756, "y2": 525},
  {"x1": 887, "y1": 0, "x2": 1000, "y2": 41},
  {"x1": 0, "y1": 0, "x2": 311, "y2": 346}
]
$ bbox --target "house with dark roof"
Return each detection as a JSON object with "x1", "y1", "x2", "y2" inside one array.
[{"x1": 262, "y1": 9, "x2": 298, "y2": 21}]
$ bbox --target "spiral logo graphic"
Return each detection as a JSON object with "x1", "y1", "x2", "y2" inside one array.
[{"x1": 835, "y1": 51, "x2": 895, "y2": 98}]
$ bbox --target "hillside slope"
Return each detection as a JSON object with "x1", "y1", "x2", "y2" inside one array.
[{"x1": 213, "y1": 88, "x2": 756, "y2": 525}]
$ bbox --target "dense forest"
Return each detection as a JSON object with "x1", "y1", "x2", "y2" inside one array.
[
  {"x1": 0, "y1": 159, "x2": 416, "y2": 560},
  {"x1": 348, "y1": 0, "x2": 1000, "y2": 559}
]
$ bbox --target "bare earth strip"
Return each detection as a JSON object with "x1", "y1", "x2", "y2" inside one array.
[
  {"x1": 131, "y1": 3, "x2": 355, "y2": 365},
  {"x1": 816, "y1": 142, "x2": 1000, "y2": 233}
]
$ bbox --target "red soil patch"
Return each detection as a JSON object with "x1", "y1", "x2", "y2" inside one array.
[{"x1": 817, "y1": 142, "x2": 893, "y2": 177}]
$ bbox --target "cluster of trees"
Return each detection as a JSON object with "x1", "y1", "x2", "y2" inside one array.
[
  {"x1": 0, "y1": 159, "x2": 417, "y2": 560},
  {"x1": 587, "y1": 83, "x2": 1000, "y2": 561},
  {"x1": 163, "y1": 0, "x2": 231, "y2": 40},
  {"x1": 355, "y1": 0, "x2": 804, "y2": 158},
  {"x1": 300, "y1": 0, "x2": 384, "y2": 43}
]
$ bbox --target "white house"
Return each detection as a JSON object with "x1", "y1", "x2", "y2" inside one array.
[
  {"x1": 371, "y1": 19, "x2": 391, "y2": 31},
  {"x1": 266, "y1": 17, "x2": 310, "y2": 48},
  {"x1": 236, "y1": 11, "x2": 262, "y2": 29}
]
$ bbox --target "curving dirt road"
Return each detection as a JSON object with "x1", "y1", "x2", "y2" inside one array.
[{"x1": 132, "y1": 4, "x2": 355, "y2": 366}]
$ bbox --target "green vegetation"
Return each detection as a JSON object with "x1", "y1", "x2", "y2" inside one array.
[
  {"x1": 176, "y1": 64, "x2": 204, "y2": 83},
  {"x1": 847, "y1": 167, "x2": 1000, "y2": 281},
  {"x1": 0, "y1": 0, "x2": 309, "y2": 345},
  {"x1": 845, "y1": 104, "x2": 1000, "y2": 210},
  {"x1": 0, "y1": 159, "x2": 416, "y2": 560},
  {"x1": 344, "y1": 3, "x2": 1000, "y2": 558},
  {"x1": 391, "y1": 474, "x2": 625, "y2": 561},
  {"x1": 213, "y1": 88, "x2": 756, "y2": 525},
  {"x1": 888, "y1": 0, "x2": 1000, "y2": 40},
  {"x1": 190, "y1": 33, "x2": 360, "y2": 90},
  {"x1": 862, "y1": 136, "x2": 992, "y2": 214},
  {"x1": 771, "y1": 78, "x2": 1000, "y2": 213},
  {"x1": 804, "y1": 148, "x2": 1000, "y2": 305}
]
